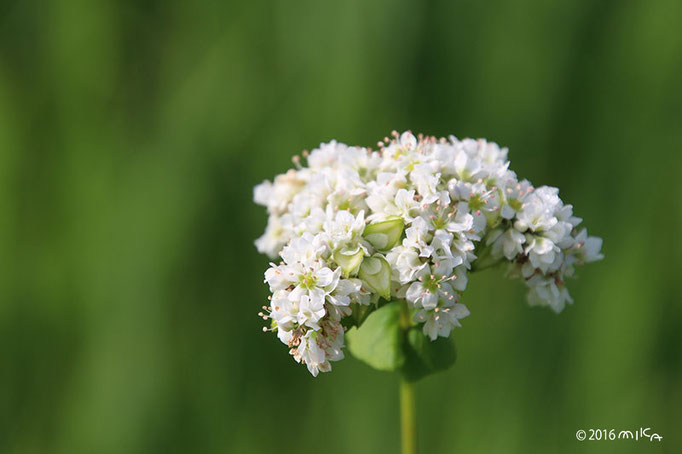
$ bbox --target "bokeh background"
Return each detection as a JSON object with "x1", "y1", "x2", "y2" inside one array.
[{"x1": 1, "y1": 0, "x2": 681, "y2": 453}]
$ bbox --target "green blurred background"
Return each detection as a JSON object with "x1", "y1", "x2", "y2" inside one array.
[{"x1": 1, "y1": 0, "x2": 681, "y2": 453}]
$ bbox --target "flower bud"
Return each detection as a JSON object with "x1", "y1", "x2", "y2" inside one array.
[
  {"x1": 333, "y1": 247, "x2": 365, "y2": 277},
  {"x1": 363, "y1": 217, "x2": 405, "y2": 251},
  {"x1": 359, "y1": 255, "x2": 391, "y2": 300}
]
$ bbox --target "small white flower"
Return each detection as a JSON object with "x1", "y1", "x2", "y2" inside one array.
[
  {"x1": 403, "y1": 217, "x2": 433, "y2": 257},
  {"x1": 255, "y1": 214, "x2": 289, "y2": 259},
  {"x1": 269, "y1": 290, "x2": 297, "y2": 332},
  {"x1": 449, "y1": 182, "x2": 497, "y2": 233},
  {"x1": 386, "y1": 245, "x2": 427, "y2": 285},
  {"x1": 500, "y1": 179, "x2": 533, "y2": 220},
  {"x1": 410, "y1": 163, "x2": 441, "y2": 201},
  {"x1": 327, "y1": 278, "x2": 362, "y2": 308},
  {"x1": 295, "y1": 331, "x2": 329, "y2": 377},
  {"x1": 400, "y1": 131, "x2": 418, "y2": 150},
  {"x1": 318, "y1": 320, "x2": 345, "y2": 362},
  {"x1": 415, "y1": 300, "x2": 470, "y2": 340},
  {"x1": 290, "y1": 292, "x2": 326, "y2": 330},
  {"x1": 254, "y1": 169, "x2": 307, "y2": 215},
  {"x1": 526, "y1": 275, "x2": 573, "y2": 313},
  {"x1": 452, "y1": 144, "x2": 483, "y2": 182},
  {"x1": 572, "y1": 229, "x2": 604, "y2": 263},
  {"x1": 514, "y1": 188, "x2": 560, "y2": 233},
  {"x1": 524, "y1": 235, "x2": 559, "y2": 273},
  {"x1": 405, "y1": 267, "x2": 457, "y2": 310},
  {"x1": 490, "y1": 228, "x2": 526, "y2": 260},
  {"x1": 394, "y1": 189, "x2": 419, "y2": 221},
  {"x1": 323, "y1": 209, "x2": 365, "y2": 251},
  {"x1": 279, "y1": 232, "x2": 328, "y2": 266}
]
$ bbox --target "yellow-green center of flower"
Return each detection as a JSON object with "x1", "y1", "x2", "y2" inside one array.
[
  {"x1": 431, "y1": 214, "x2": 448, "y2": 230},
  {"x1": 422, "y1": 274, "x2": 441, "y2": 292},
  {"x1": 508, "y1": 198, "x2": 522, "y2": 212},
  {"x1": 469, "y1": 193, "x2": 485, "y2": 211},
  {"x1": 299, "y1": 272, "x2": 318, "y2": 289}
]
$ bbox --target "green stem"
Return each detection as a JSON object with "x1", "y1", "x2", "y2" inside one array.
[
  {"x1": 399, "y1": 300, "x2": 417, "y2": 454},
  {"x1": 400, "y1": 377, "x2": 417, "y2": 454}
]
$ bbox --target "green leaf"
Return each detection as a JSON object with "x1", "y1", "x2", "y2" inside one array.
[
  {"x1": 401, "y1": 326, "x2": 457, "y2": 382},
  {"x1": 346, "y1": 299, "x2": 458, "y2": 380},
  {"x1": 358, "y1": 255, "x2": 391, "y2": 300},
  {"x1": 363, "y1": 217, "x2": 405, "y2": 251},
  {"x1": 346, "y1": 301, "x2": 404, "y2": 371}
]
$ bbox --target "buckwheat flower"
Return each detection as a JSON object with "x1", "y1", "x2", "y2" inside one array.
[
  {"x1": 400, "y1": 131, "x2": 418, "y2": 150},
  {"x1": 451, "y1": 229, "x2": 478, "y2": 266},
  {"x1": 572, "y1": 229, "x2": 604, "y2": 263},
  {"x1": 253, "y1": 180, "x2": 273, "y2": 209},
  {"x1": 365, "y1": 172, "x2": 408, "y2": 220},
  {"x1": 386, "y1": 245, "x2": 427, "y2": 285},
  {"x1": 419, "y1": 191, "x2": 452, "y2": 230},
  {"x1": 496, "y1": 228, "x2": 526, "y2": 260},
  {"x1": 307, "y1": 140, "x2": 349, "y2": 169},
  {"x1": 321, "y1": 168, "x2": 368, "y2": 211},
  {"x1": 449, "y1": 181, "x2": 498, "y2": 233},
  {"x1": 451, "y1": 142, "x2": 484, "y2": 182},
  {"x1": 476, "y1": 140, "x2": 509, "y2": 168},
  {"x1": 293, "y1": 293, "x2": 326, "y2": 330},
  {"x1": 254, "y1": 131, "x2": 603, "y2": 376},
  {"x1": 318, "y1": 319, "x2": 345, "y2": 362},
  {"x1": 430, "y1": 143, "x2": 458, "y2": 176},
  {"x1": 265, "y1": 234, "x2": 340, "y2": 317},
  {"x1": 526, "y1": 274, "x2": 573, "y2": 313},
  {"x1": 393, "y1": 189, "x2": 420, "y2": 222},
  {"x1": 415, "y1": 300, "x2": 471, "y2": 340},
  {"x1": 298, "y1": 207, "x2": 327, "y2": 237},
  {"x1": 254, "y1": 168, "x2": 307, "y2": 215},
  {"x1": 295, "y1": 331, "x2": 329, "y2": 377},
  {"x1": 323, "y1": 209, "x2": 366, "y2": 252},
  {"x1": 405, "y1": 267, "x2": 457, "y2": 310},
  {"x1": 500, "y1": 179, "x2": 533, "y2": 220},
  {"x1": 524, "y1": 235, "x2": 560, "y2": 273},
  {"x1": 255, "y1": 214, "x2": 288, "y2": 259},
  {"x1": 450, "y1": 265, "x2": 469, "y2": 292},
  {"x1": 445, "y1": 204, "x2": 475, "y2": 235},
  {"x1": 269, "y1": 289, "x2": 297, "y2": 333},
  {"x1": 266, "y1": 286, "x2": 326, "y2": 332},
  {"x1": 428, "y1": 231, "x2": 463, "y2": 277},
  {"x1": 326, "y1": 278, "x2": 362, "y2": 310},
  {"x1": 410, "y1": 163, "x2": 441, "y2": 201},
  {"x1": 279, "y1": 232, "x2": 328, "y2": 266},
  {"x1": 515, "y1": 186, "x2": 564, "y2": 231}
]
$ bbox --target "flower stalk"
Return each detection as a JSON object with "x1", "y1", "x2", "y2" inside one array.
[
  {"x1": 399, "y1": 299, "x2": 417, "y2": 454},
  {"x1": 400, "y1": 377, "x2": 417, "y2": 454}
]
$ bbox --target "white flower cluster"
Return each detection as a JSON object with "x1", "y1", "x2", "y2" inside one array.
[{"x1": 254, "y1": 131, "x2": 603, "y2": 376}]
